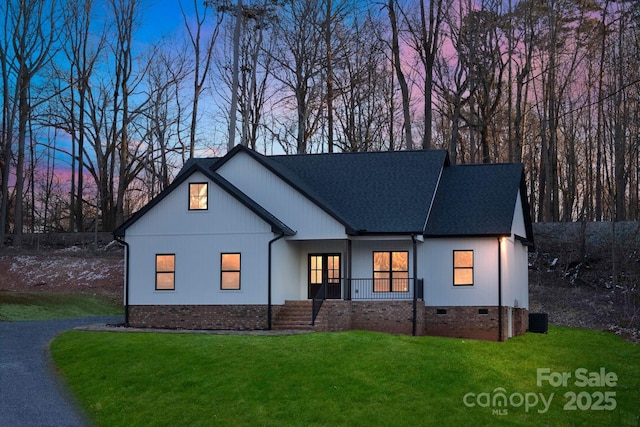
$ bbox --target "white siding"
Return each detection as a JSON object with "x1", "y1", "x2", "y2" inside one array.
[
  {"x1": 270, "y1": 238, "x2": 302, "y2": 304},
  {"x1": 216, "y1": 151, "x2": 347, "y2": 240},
  {"x1": 501, "y1": 235, "x2": 529, "y2": 310},
  {"x1": 511, "y1": 191, "x2": 527, "y2": 237},
  {"x1": 126, "y1": 171, "x2": 274, "y2": 305},
  {"x1": 504, "y1": 190, "x2": 530, "y2": 309},
  {"x1": 420, "y1": 237, "x2": 499, "y2": 306}
]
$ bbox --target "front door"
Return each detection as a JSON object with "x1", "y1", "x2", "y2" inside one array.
[{"x1": 308, "y1": 254, "x2": 341, "y2": 299}]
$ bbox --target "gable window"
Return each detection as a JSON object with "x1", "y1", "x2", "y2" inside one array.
[
  {"x1": 156, "y1": 254, "x2": 175, "y2": 290},
  {"x1": 221, "y1": 253, "x2": 241, "y2": 290},
  {"x1": 373, "y1": 251, "x2": 409, "y2": 292},
  {"x1": 189, "y1": 183, "x2": 208, "y2": 210},
  {"x1": 453, "y1": 250, "x2": 474, "y2": 286}
]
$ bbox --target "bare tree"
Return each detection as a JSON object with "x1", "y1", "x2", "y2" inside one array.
[
  {"x1": 182, "y1": 0, "x2": 222, "y2": 158},
  {"x1": 269, "y1": 0, "x2": 325, "y2": 154},
  {"x1": 387, "y1": 0, "x2": 413, "y2": 150},
  {"x1": 334, "y1": 11, "x2": 391, "y2": 152},
  {"x1": 404, "y1": 0, "x2": 447, "y2": 150},
  {"x1": 5, "y1": 0, "x2": 61, "y2": 246},
  {"x1": 59, "y1": 0, "x2": 106, "y2": 231}
]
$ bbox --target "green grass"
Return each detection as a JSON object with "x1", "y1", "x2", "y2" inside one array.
[
  {"x1": 0, "y1": 291, "x2": 123, "y2": 321},
  {"x1": 51, "y1": 327, "x2": 639, "y2": 426}
]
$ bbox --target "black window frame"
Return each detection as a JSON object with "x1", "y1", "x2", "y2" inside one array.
[
  {"x1": 155, "y1": 253, "x2": 176, "y2": 291},
  {"x1": 453, "y1": 250, "x2": 474, "y2": 286},
  {"x1": 188, "y1": 182, "x2": 208, "y2": 211},
  {"x1": 372, "y1": 251, "x2": 409, "y2": 292},
  {"x1": 220, "y1": 253, "x2": 241, "y2": 290}
]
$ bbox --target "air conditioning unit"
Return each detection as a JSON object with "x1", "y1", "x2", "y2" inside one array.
[{"x1": 529, "y1": 313, "x2": 548, "y2": 334}]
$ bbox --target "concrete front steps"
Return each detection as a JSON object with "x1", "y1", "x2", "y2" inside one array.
[{"x1": 273, "y1": 300, "x2": 319, "y2": 331}]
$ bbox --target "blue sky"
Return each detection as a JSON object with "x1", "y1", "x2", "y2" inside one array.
[
  {"x1": 136, "y1": 0, "x2": 218, "y2": 44},
  {"x1": 137, "y1": 0, "x2": 185, "y2": 41}
]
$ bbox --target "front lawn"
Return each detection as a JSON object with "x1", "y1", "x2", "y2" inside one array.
[
  {"x1": 51, "y1": 327, "x2": 639, "y2": 426},
  {"x1": 0, "y1": 291, "x2": 123, "y2": 321}
]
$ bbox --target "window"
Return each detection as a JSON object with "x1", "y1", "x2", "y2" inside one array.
[
  {"x1": 453, "y1": 250, "x2": 474, "y2": 286},
  {"x1": 189, "y1": 183, "x2": 208, "y2": 210},
  {"x1": 373, "y1": 251, "x2": 409, "y2": 292},
  {"x1": 156, "y1": 254, "x2": 175, "y2": 290},
  {"x1": 221, "y1": 253, "x2": 241, "y2": 290}
]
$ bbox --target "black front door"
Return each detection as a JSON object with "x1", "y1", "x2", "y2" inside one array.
[{"x1": 308, "y1": 254, "x2": 341, "y2": 299}]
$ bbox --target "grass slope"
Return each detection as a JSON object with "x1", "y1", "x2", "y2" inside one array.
[
  {"x1": 0, "y1": 291, "x2": 123, "y2": 321},
  {"x1": 51, "y1": 327, "x2": 639, "y2": 426}
]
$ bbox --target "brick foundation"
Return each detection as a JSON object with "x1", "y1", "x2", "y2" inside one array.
[
  {"x1": 128, "y1": 303, "x2": 527, "y2": 340},
  {"x1": 424, "y1": 306, "x2": 529, "y2": 341},
  {"x1": 512, "y1": 307, "x2": 529, "y2": 336},
  {"x1": 129, "y1": 305, "x2": 268, "y2": 330},
  {"x1": 350, "y1": 301, "x2": 424, "y2": 335}
]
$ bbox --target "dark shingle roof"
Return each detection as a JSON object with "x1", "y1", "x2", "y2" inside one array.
[
  {"x1": 424, "y1": 163, "x2": 525, "y2": 236},
  {"x1": 264, "y1": 150, "x2": 448, "y2": 233},
  {"x1": 117, "y1": 145, "x2": 533, "y2": 244}
]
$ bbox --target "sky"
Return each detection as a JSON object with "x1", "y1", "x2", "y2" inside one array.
[
  {"x1": 137, "y1": 0, "x2": 185, "y2": 41},
  {"x1": 135, "y1": 0, "x2": 228, "y2": 45}
]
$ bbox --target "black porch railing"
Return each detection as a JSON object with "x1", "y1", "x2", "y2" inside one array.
[{"x1": 350, "y1": 278, "x2": 423, "y2": 301}]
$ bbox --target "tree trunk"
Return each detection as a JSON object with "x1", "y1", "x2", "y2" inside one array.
[
  {"x1": 228, "y1": 0, "x2": 243, "y2": 152},
  {"x1": 388, "y1": 0, "x2": 413, "y2": 150}
]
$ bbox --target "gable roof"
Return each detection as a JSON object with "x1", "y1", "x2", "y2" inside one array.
[
  {"x1": 267, "y1": 150, "x2": 448, "y2": 234},
  {"x1": 114, "y1": 162, "x2": 295, "y2": 238},
  {"x1": 116, "y1": 145, "x2": 534, "y2": 245},
  {"x1": 212, "y1": 146, "x2": 449, "y2": 234},
  {"x1": 425, "y1": 163, "x2": 531, "y2": 239}
]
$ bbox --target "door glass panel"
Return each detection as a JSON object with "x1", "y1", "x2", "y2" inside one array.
[
  {"x1": 328, "y1": 255, "x2": 340, "y2": 283},
  {"x1": 310, "y1": 255, "x2": 322, "y2": 285}
]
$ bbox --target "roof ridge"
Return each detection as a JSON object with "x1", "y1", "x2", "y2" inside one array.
[{"x1": 269, "y1": 148, "x2": 448, "y2": 159}]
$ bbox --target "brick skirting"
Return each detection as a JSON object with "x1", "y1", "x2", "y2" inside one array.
[
  {"x1": 424, "y1": 306, "x2": 529, "y2": 341},
  {"x1": 128, "y1": 303, "x2": 527, "y2": 340},
  {"x1": 313, "y1": 300, "x2": 424, "y2": 335},
  {"x1": 129, "y1": 305, "x2": 268, "y2": 330}
]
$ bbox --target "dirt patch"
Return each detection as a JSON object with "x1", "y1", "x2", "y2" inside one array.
[
  {"x1": 530, "y1": 222, "x2": 640, "y2": 343},
  {"x1": 0, "y1": 245, "x2": 123, "y2": 304}
]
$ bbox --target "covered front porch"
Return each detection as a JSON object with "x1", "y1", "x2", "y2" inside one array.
[{"x1": 270, "y1": 238, "x2": 425, "y2": 334}]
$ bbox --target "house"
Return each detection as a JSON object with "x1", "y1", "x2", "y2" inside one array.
[{"x1": 114, "y1": 145, "x2": 534, "y2": 341}]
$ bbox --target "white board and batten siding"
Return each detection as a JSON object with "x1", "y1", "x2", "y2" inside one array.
[
  {"x1": 420, "y1": 237, "x2": 500, "y2": 307},
  {"x1": 216, "y1": 151, "x2": 348, "y2": 240},
  {"x1": 126, "y1": 171, "x2": 273, "y2": 306},
  {"x1": 502, "y1": 191, "x2": 530, "y2": 309},
  {"x1": 511, "y1": 191, "x2": 527, "y2": 238}
]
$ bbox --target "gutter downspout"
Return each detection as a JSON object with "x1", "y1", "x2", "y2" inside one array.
[
  {"x1": 411, "y1": 235, "x2": 418, "y2": 336},
  {"x1": 268, "y1": 232, "x2": 285, "y2": 330},
  {"x1": 498, "y1": 237, "x2": 503, "y2": 342},
  {"x1": 115, "y1": 235, "x2": 129, "y2": 326}
]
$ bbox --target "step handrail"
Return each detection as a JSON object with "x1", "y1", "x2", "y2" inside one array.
[{"x1": 311, "y1": 283, "x2": 326, "y2": 326}]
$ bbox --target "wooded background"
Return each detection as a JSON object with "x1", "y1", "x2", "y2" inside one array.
[{"x1": 1, "y1": 0, "x2": 638, "y2": 246}]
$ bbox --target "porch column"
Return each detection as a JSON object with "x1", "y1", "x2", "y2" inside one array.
[{"x1": 345, "y1": 239, "x2": 352, "y2": 300}]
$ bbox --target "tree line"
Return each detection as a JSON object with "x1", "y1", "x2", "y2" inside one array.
[{"x1": 0, "y1": 0, "x2": 638, "y2": 246}]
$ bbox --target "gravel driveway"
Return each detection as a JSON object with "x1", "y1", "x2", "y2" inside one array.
[{"x1": 0, "y1": 316, "x2": 124, "y2": 427}]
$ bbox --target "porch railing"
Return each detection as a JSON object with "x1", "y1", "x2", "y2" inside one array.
[{"x1": 349, "y1": 278, "x2": 424, "y2": 301}]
